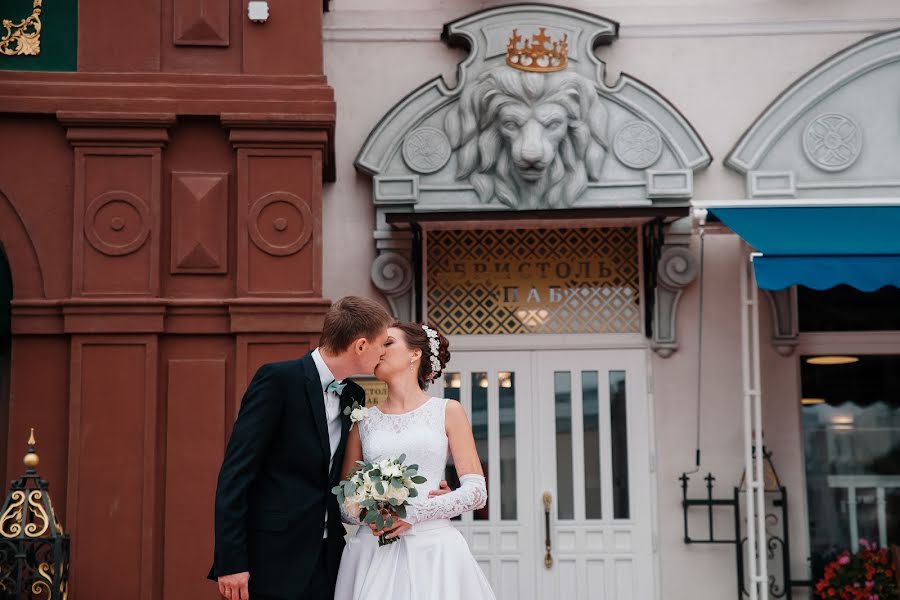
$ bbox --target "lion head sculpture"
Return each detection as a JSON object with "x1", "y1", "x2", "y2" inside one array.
[{"x1": 444, "y1": 66, "x2": 609, "y2": 209}]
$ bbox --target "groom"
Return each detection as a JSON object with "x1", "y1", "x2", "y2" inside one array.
[{"x1": 209, "y1": 296, "x2": 394, "y2": 600}]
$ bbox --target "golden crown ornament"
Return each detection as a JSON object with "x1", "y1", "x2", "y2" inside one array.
[{"x1": 505, "y1": 27, "x2": 569, "y2": 73}]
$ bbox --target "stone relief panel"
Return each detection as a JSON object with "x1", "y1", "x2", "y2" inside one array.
[
  {"x1": 726, "y1": 28, "x2": 900, "y2": 352},
  {"x1": 728, "y1": 29, "x2": 900, "y2": 199},
  {"x1": 614, "y1": 121, "x2": 663, "y2": 170},
  {"x1": 402, "y1": 127, "x2": 453, "y2": 174},
  {"x1": 801, "y1": 113, "x2": 862, "y2": 173},
  {"x1": 170, "y1": 172, "x2": 228, "y2": 274},
  {"x1": 444, "y1": 59, "x2": 609, "y2": 209},
  {"x1": 357, "y1": 6, "x2": 710, "y2": 215},
  {"x1": 357, "y1": 5, "x2": 710, "y2": 354}
]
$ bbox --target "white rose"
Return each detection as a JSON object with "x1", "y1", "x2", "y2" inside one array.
[
  {"x1": 385, "y1": 465, "x2": 402, "y2": 478},
  {"x1": 379, "y1": 459, "x2": 392, "y2": 471},
  {"x1": 350, "y1": 406, "x2": 368, "y2": 422},
  {"x1": 343, "y1": 497, "x2": 363, "y2": 519},
  {"x1": 387, "y1": 485, "x2": 409, "y2": 503},
  {"x1": 372, "y1": 483, "x2": 390, "y2": 502}
]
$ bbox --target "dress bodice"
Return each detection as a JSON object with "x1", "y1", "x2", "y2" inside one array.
[{"x1": 359, "y1": 397, "x2": 449, "y2": 500}]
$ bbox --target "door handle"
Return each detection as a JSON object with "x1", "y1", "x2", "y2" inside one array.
[{"x1": 543, "y1": 491, "x2": 553, "y2": 569}]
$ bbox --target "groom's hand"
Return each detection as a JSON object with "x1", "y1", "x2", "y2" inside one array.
[
  {"x1": 428, "y1": 480, "x2": 452, "y2": 497},
  {"x1": 218, "y1": 572, "x2": 250, "y2": 600}
]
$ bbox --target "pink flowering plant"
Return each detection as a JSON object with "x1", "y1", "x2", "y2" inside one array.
[{"x1": 814, "y1": 539, "x2": 898, "y2": 600}]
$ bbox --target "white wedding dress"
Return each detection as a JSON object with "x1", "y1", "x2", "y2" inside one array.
[{"x1": 334, "y1": 396, "x2": 497, "y2": 600}]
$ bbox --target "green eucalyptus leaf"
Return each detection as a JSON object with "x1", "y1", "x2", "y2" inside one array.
[{"x1": 411, "y1": 476, "x2": 427, "y2": 484}]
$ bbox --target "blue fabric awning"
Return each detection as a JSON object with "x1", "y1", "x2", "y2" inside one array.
[{"x1": 703, "y1": 204, "x2": 900, "y2": 291}]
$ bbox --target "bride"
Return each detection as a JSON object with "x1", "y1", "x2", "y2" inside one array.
[{"x1": 334, "y1": 322, "x2": 496, "y2": 600}]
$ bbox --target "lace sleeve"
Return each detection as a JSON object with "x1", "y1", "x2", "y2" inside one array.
[{"x1": 404, "y1": 474, "x2": 487, "y2": 525}]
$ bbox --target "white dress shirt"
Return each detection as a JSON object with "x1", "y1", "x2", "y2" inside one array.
[{"x1": 311, "y1": 348, "x2": 344, "y2": 538}]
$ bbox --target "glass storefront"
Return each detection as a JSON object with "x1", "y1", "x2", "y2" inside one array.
[{"x1": 800, "y1": 285, "x2": 900, "y2": 577}]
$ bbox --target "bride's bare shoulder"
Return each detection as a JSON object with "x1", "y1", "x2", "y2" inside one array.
[{"x1": 443, "y1": 399, "x2": 469, "y2": 424}]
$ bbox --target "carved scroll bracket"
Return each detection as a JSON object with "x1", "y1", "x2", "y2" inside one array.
[
  {"x1": 763, "y1": 288, "x2": 798, "y2": 356},
  {"x1": 652, "y1": 217, "x2": 699, "y2": 357},
  {"x1": 371, "y1": 230, "x2": 414, "y2": 320}
]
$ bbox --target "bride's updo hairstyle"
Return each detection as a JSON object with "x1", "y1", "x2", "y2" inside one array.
[{"x1": 392, "y1": 322, "x2": 451, "y2": 391}]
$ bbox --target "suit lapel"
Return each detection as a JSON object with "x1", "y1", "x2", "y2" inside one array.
[
  {"x1": 331, "y1": 381, "x2": 362, "y2": 481},
  {"x1": 301, "y1": 353, "x2": 331, "y2": 460}
]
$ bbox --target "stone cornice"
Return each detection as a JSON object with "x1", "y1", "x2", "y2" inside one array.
[
  {"x1": 0, "y1": 73, "x2": 336, "y2": 177},
  {"x1": 58, "y1": 111, "x2": 177, "y2": 146},
  {"x1": 0, "y1": 72, "x2": 335, "y2": 116},
  {"x1": 325, "y1": 19, "x2": 900, "y2": 42},
  {"x1": 222, "y1": 113, "x2": 335, "y2": 179},
  {"x1": 10, "y1": 298, "x2": 332, "y2": 335}
]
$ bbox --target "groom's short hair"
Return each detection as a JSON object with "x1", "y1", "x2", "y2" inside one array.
[{"x1": 319, "y1": 296, "x2": 394, "y2": 353}]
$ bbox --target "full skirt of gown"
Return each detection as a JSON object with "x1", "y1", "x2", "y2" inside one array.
[{"x1": 334, "y1": 519, "x2": 496, "y2": 600}]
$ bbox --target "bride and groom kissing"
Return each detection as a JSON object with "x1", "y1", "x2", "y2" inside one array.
[{"x1": 209, "y1": 296, "x2": 496, "y2": 600}]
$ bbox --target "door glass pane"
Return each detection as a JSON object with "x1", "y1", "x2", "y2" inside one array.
[
  {"x1": 555, "y1": 371, "x2": 574, "y2": 520},
  {"x1": 609, "y1": 370, "x2": 630, "y2": 519},
  {"x1": 443, "y1": 372, "x2": 462, "y2": 520},
  {"x1": 582, "y1": 371, "x2": 602, "y2": 519},
  {"x1": 472, "y1": 372, "x2": 489, "y2": 521},
  {"x1": 499, "y1": 371, "x2": 517, "y2": 520}
]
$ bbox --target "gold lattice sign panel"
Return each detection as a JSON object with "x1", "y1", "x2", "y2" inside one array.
[{"x1": 426, "y1": 228, "x2": 641, "y2": 335}]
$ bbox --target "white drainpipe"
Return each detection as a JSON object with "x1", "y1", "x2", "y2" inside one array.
[{"x1": 740, "y1": 248, "x2": 769, "y2": 600}]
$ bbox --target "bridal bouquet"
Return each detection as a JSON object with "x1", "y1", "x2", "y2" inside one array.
[{"x1": 332, "y1": 454, "x2": 427, "y2": 547}]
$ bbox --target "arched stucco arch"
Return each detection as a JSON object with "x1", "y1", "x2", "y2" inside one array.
[
  {"x1": 726, "y1": 27, "x2": 900, "y2": 354},
  {"x1": 0, "y1": 188, "x2": 45, "y2": 300}
]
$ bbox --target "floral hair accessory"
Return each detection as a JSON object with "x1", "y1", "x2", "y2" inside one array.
[{"x1": 421, "y1": 325, "x2": 441, "y2": 378}]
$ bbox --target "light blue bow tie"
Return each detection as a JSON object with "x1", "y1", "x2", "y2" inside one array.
[{"x1": 326, "y1": 379, "x2": 347, "y2": 396}]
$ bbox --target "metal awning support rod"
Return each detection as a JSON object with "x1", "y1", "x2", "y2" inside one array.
[{"x1": 740, "y1": 249, "x2": 769, "y2": 600}]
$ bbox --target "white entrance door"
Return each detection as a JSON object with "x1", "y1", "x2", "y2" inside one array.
[{"x1": 434, "y1": 349, "x2": 654, "y2": 600}]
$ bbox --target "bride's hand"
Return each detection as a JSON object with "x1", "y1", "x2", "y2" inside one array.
[
  {"x1": 428, "y1": 480, "x2": 452, "y2": 497},
  {"x1": 372, "y1": 517, "x2": 412, "y2": 540}
]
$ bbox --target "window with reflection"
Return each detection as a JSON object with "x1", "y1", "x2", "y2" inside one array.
[
  {"x1": 471, "y1": 372, "x2": 489, "y2": 520},
  {"x1": 442, "y1": 372, "x2": 462, "y2": 520},
  {"x1": 609, "y1": 371, "x2": 630, "y2": 519},
  {"x1": 801, "y1": 354, "x2": 900, "y2": 578},
  {"x1": 555, "y1": 371, "x2": 574, "y2": 520},
  {"x1": 582, "y1": 371, "x2": 602, "y2": 519},
  {"x1": 498, "y1": 372, "x2": 517, "y2": 520}
]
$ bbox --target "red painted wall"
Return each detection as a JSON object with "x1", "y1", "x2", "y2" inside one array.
[{"x1": 0, "y1": 1, "x2": 335, "y2": 597}]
